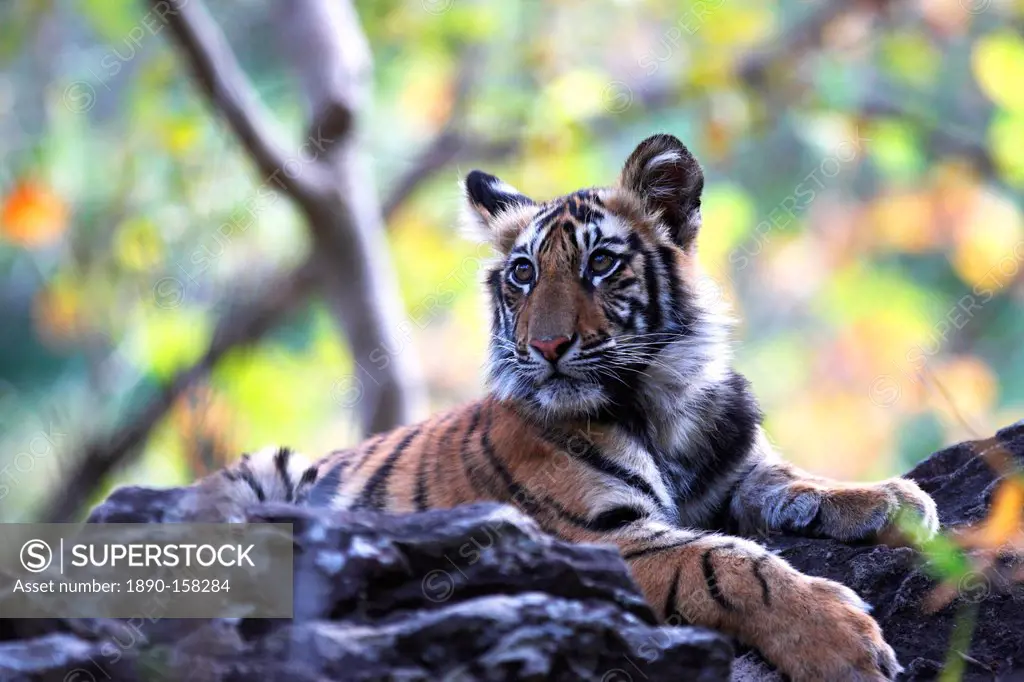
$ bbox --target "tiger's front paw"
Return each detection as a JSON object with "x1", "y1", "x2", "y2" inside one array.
[
  {"x1": 767, "y1": 576, "x2": 901, "y2": 681},
  {"x1": 871, "y1": 478, "x2": 940, "y2": 546},
  {"x1": 774, "y1": 478, "x2": 938, "y2": 544}
]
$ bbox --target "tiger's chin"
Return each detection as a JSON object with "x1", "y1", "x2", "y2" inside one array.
[
  {"x1": 489, "y1": 367, "x2": 611, "y2": 420},
  {"x1": 530, "y1": 376, "x2": 609, "y2": 419}
]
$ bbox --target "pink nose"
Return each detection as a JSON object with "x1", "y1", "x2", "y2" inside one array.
[{"x1": 530, "y1": 335, "x2": 573, "y2": 362}]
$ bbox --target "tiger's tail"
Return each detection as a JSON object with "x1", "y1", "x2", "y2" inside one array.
[{"x1": 189, "y1": 446, "x2": 321, "y2": 521}]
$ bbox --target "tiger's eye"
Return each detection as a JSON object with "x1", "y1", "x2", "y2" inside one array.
[
  {"x1": 589, "y1": 252, "x2": 617, "y2": 275},
  {"x1": 511, "y1": 259, "x2": 535, "y2": 284}
]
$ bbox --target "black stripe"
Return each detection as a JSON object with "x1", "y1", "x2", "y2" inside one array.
[
  {"x1": 657, "y1": 245, "x2": 684, "y2": 328},
  {"x1": 534, "y1": 203, "x2": 563, "y2": 229},
  {"x1": 415, "y1": 414, "x2": 458, "y2": 511},
  {"x1": 537, "y1": 221, "x2": 562, "y2": 257},
  {"x1": 638, "y1": 239, "x2": 663, "y2": 331},
  {"x1": 478, "y1": 405, "x2": 596, "y2": 530},
  {"x1": 356, "y1": 426, "x2": 423, "y2": 510},
  {"x1": 307, "y1": 462, "x2": 342, "y2": 507},
  {"x1": 622, "y1": 535, "x2": 702, "y2": 561},
  {"x1": 752, "y1": 555, "x2": 772, "y2": 606},
  {"x1": 413, "y1": 450, "x2": 431, "y2": 512},
  {"x1": 300, "y1": 466, "x2": 319, "y2": 486},
  {"x1": 274, "y1": 447, "x2": 294, "y2": 502},
  {"x1": 567, "y1": 195, "x2": 602, "y2": 224},
  {"x1": 350, "y1": 433, "x2": 389, "y2": 477},
  {"x1": 590, "y1": 506, "x2": 644, "y2": 531},
  {"x1": 682, "y1": 372, "x2": 762, "y2": 499},
  {"x1": 237, "y1": 457, "x2": 266, "y2": 503},
  {"x1": 663, "y1": 565, "x2": 682, "y2": 620},
  {"x1": 546, "y1": 429, "x2": 664, "y2": 509},
  {"x1": 702, "y1": 548, "x2": 737, "y2": 611},
  {"x1": 458, "y1": 405, "x2": 494, "y2": 498}
]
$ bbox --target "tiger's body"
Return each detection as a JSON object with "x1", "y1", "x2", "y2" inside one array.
[{"x1": 199, "y1": 135, "x2": 938, "y2": 681}]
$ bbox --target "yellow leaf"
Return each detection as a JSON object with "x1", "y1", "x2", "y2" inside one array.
[
  {"x1": 1, "y1": 181, "x2": 69, "y2": 248},
  {"x1": 880, "y1": 32, "x2": 940, "y2": 87},
  {"x1": 115, "y1": 217, "x2": 164, "y2": 271},
  {"x1": 701, "y1": 3, "x2": 775, "y2": 49},
  {"x1": 398, "y1": 57, "x2": 454, "y2": 133},
  {"x1": 950, "y1": 189, "x2": 1024, "y2": 290},
  {"x1": 544, "y1": 69, "x2": 612, "y2": 123},
  {"x1": 32, "y1": 277, "x2": 85, "y2": 344},
  {"x1": 770, "y1": 389, "x2": 895, "y2": 480},
  {"x1": 972, "y1": 31, "x2": 1024, "y2": 113},
  {"x1": 699, "y1": 183, "x2": 755, "y2": 277},
  {"x1": 868, "y1": 191, "x2": 937, "y2": 253},
  {"x1": 161, "y1": 117, "x2": 202, "y2": 154},
  {"x1": 931, "y1": 355, "x2": 999, "y2": 425}
]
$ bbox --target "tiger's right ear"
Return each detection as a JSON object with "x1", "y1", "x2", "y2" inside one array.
[{"x1": 462, "y1": 170, "x2": 536, "y2": 248}]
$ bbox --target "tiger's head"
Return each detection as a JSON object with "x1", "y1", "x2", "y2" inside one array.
[{"x1": 466, "y1": 134, "x2": 730, "y2": 421}]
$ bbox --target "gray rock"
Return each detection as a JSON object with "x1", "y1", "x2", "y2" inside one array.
[{"x1": 0, "y1": 633, "x2": 113, "y2": 682}]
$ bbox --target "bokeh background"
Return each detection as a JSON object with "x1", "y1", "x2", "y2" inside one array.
[{"x1": 1, "y1": 0, "x2": 1022, "y2": 522}]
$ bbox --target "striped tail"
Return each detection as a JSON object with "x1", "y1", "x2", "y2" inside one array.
[{"x1": 190, "y1": 446, "x2": 321, "y2": 521}]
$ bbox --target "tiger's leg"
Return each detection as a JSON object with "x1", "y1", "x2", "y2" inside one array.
[
  {"x1": 729, "y1": 430, "x2": 939, "y2": 543},
  {"x1": 609, "y1": 522, "x2": 900, "y2": 681}
]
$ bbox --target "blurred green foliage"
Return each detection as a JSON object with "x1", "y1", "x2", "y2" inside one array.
[{"x1": 0, "y1": 0, "x2": 1022, "y2": 520}]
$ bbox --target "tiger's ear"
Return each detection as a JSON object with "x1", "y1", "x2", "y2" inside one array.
[
  {"x1": 619, "y1": 134, "x2": 704, "y2": 249},
  {"x1": 462, "y1": 170, "x2": 536, "y2": 248}
]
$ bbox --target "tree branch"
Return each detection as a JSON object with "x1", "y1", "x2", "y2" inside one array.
[
  {"x1": 271, "y1": 0, "x2": 426, "y2": 434},
  {"x1": 382, "y1": 133, "x2": 519, "y2": 223},
  {"x1": 158, "y1": 0, "x2": 329, "y2": 204}
]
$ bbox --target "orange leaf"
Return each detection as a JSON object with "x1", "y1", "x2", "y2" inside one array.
[
  {"x1": 957, "y1": 477, "x2": 1024, "y2": 549},
  {"x1": 1, "y1": 181, "x2": 69, "y2": 248},
  {"x1": 985, "y1": 478, "x2": 1024, "y2": 545}
]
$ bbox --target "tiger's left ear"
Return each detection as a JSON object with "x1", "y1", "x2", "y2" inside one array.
[
  {"x1": 619, "y1": 134, "x2": 704, "y2": 249},
  {"x1": 462, "y1": 170, "x2": 536, "y2": 245}
]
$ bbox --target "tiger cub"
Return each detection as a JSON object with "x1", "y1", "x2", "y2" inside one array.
[{"x1": 198, "y1": 134, "x2": 938, "y2": 681}]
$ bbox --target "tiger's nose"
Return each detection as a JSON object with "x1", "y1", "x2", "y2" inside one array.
[{"x1": 530, "y1": 335, "x2": 575, "y2": 363}]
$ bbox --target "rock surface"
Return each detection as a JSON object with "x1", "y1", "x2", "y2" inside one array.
[{"x1": 1, "y1": 422, "x2": 1022, "y2": 681}]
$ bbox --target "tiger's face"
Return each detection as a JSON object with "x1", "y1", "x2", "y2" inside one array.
[{"x1": 465, "y1": 135, "x2": 722, "y2": 419}]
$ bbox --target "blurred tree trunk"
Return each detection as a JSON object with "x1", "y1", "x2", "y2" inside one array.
[{"x1": 272, "y1": 0, "x2": 425, "y2": 434}]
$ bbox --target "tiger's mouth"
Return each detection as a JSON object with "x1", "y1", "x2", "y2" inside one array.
[{"x1": 539, "y1": 373, "x2": 576, "y2": 387}]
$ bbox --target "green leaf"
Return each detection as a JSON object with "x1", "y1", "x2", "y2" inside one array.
[
  {"x1": 129, "y1": 307, "x2": 211, "y2": 382},
  {"x1": 989, "y1": 110, "x2": 1024, "y2": 187},
  {"x1": 78, "y1": 0, "x2": 142, "y2": 43},
  {"x1": 868, "y1": 119, "x2": 924, "y2": 183},
  {"x1": 972, "y1": 31, "x2": 1024, "y2": 114}
]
